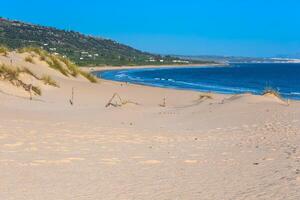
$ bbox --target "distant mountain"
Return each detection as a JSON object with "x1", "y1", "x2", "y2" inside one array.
[
  {"x1": 0, "y1": 17, "x2": 212, "y2": 66},
  {"x1": 275, "y1": 53, "x2": 300, "y2": 59},
  {"x1": 175, "y1": 55, "x2": 300, "y2": 64}
]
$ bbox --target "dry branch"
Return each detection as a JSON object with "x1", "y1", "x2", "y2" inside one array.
[
  {"x1": 159, "y1": 98, "x2": 166, "y2": 107},
  {"x1": 105, "y1": 93, "x2": 139, "y2": 107}
]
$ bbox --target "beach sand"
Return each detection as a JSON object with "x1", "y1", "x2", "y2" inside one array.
[{"x1": 1, "y1": 53, "x2": 300, "y2": 199}]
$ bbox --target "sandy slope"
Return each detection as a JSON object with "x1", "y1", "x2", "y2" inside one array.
[{"x1": 1, "y1": 53, "x2": 300, "y2": 199}]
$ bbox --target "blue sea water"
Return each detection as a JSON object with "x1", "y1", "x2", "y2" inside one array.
[{"x1": 95, "y1": 63, "x2": 300, "y2": 100}]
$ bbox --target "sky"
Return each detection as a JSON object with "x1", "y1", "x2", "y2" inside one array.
[{"x1": 1, "y1": 0, "x2": 300, "y2": 57}]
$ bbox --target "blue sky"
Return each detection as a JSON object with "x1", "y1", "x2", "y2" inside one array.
[{"x1": 1, "y1": 0, "x2": 300, "y2": 57}]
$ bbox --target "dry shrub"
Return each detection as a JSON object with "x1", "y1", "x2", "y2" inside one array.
[
  {"x1": 25, "y1": 56, "x2": 35, "y2": 63},
  {"x1": 41, "y1": 75, "x2": 59, "y2": 87}
]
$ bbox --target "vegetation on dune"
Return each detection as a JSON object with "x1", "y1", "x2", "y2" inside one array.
[
  {"x1": 59, "y1": 56, "x2": 79, "y2": 77},
  {"x1": 0, "y1": 45, "x2": 9, "y2": 56},
  {"x1": 57, "y1": 56, "x2": 76, "y2": 76},
  {"x1": 0, "y1": 64, "x2": 41, "y2": 96},
  {"x1": 20, "y1": 67, "x2": 40, "y2": 80},
  {"x1": 46, "y1": 55, "x2": 69, "y2": 76},
  {"x1": 39, "y1": 54, "x2": 46, "y2": 61},
  {"x1": 79, "y1": 70, "x2": 98, "y2": 83},
  {"x1": 18, "y1": 47, "x2": 45, "y2": 56},
  {"x1": 20, "y1": 47, "x2": 69, "y2": 76},
  {"x1": 262, "y1": 87, "x2": 281, "y2": 98},
  {"x1": 0, "y1": 64, "x2": 20, "y2": 81},
  {"x1": 0, "y1": 47, "x2": 98, "y2": 100},
  {"x1": 41, "y1": 75, "x2": 59, "y2": 87},
  {"x1": 24, "y1": 55, "x2": 35, "y2": 63},
  {"x1": 31, "y1": 86, "x2": 42, "y2": 96},
  {"x1": 18, "y1": 47, "x2": 98, "y2": 83},
  {"x1": 59, "y1": 55, "x2": 98, "y2": 82},
  {"x1": 0, "y1": 63, "x2": 59, "y2": 97}
]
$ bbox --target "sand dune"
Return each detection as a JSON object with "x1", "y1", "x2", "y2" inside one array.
[{"x1": 1, "y1": 52, "x2": 300, "y2": 199}]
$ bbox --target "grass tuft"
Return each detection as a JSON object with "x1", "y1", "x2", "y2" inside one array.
[
  {"x1": 18, "y1": 47, "x2": 42, "y2": 54},
  {"x1": 199, "y1": 93, "x2": 213, "y2": 100},
  {"x1": 20, "y1": 67, "x2": 39, "y2": 80},
  {"x1": 39, "y1": 55, "x2": 46, "y2": 61},
  {"x1": 0, "y1": 64, "x2": 41, "y2": 96},
  {"x1": 25, "y1": 55, "x2": 35, "y2": 64},
  {"x1": 31, "y1": 86, "x2": 42, "y2": 96},
  {"x1": 262, "y1": 87, "x2": 281, "y2": 98},
  {"x1": 46, "y1": 55, "x2": 69, "y2": 76},
  {"x1": 41, "y1": 75, "x2": 59, "y2": 87},
  {"x1": 0, "y1": 64, "x2": 20, "y2": 80},
  {"x1": 17, "y1": 47, "x2": 97, "y2": 83},
  {"x1": 59, "y1": 56, "x2": 79, "y2": 77},
  {"x1": 79, "y1": 70, "x2": 98, "y2": 83},
  {"x1": 0, "y1": 45, "x2": 9, "y2": 56}
]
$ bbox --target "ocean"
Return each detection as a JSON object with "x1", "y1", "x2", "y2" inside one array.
[{"x1": 95, "y1": 63, "x2": 300, "y2": 100}]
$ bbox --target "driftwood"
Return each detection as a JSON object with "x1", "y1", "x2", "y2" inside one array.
[
  {"x1": 159, "y1": 98, "x2": 166, "y2": 107},
  {"x1": 197, "y1": 94, "x2": 213, "y2": 102},
  {"x1": 0, "y1": 74, "x2": 40, "y2": 100},
  {"x1": 105, "y1": 93, "x2": 139, "y2": 107},
  {"x1": 69, "y1": 87, "x2": 74, "y2": 105},
  {"x1": 25, "y1": 84, "x2": 33, "y2": 100}
]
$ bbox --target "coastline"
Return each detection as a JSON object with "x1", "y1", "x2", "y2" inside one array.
[
  {"x1": 81, "y1": 63, "x2": 226, "y2": 73},
  {"x1": 85, "y1": 63, "x2": 299, "y2": 102}
]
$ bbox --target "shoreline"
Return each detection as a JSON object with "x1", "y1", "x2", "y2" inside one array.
[
  {"x1": 81, "y1": 63, "x2": 226, "y2": 73},
  {"x1": 85, "y1": 64, "x2": 298, "y2": 102}
]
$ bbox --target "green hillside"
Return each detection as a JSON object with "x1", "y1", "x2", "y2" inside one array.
[{"x1": 0, "y1": 17, "x2": 214, "y2": 66}]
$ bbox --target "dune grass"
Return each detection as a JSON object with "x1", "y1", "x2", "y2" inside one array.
[
  {"x1": 20, "y1": 67, "x2": 40, "y2": 80},
  {"x1": 262, "y1": 87, "x2": 281, "y2": 98},
  {"x1": 59, "y1": 56, "x2": 79, "y2": 77},
  {"x1": 18, "y1": 47, "x2": 43, "y2": 54},
  {"x1": 79, "y1": 70, "x2": 98, "y2": 83},
  {"x1": 39, "y1": 55, "x2": 46, "y2": 61},
  {"x1": 18, "y1": 47, "x2": 68, "y2": 76},
  {"x1": 0, "y1": 64, "x2": 20, "y2": 81},
  {"x1": 31, "y1": 86, "x2": 42, "y2": 96},
  {"x1": 0, "y1": 64, "x2": 42, "y2": 96},
  {"x1": 46, "y1": 55, "x2": 69, "y2": 76},
  {"x1": 41, "y1": 75, "x2": 59, "y2": 87},
  {"x1": 19, "y1": 47, "x2": 47, "y2": 61},
  {"x1": 48, "y1": 54, "x2": 98, "y2": 83},
  {"x1": 17, "y1": 47, "x2": 98, "y2": 83},
  {"x1": 25, "y1": 55, "x2": 35, "y2": 64},
  {"x1": 0, "y1": 45, "x2": 9, "y2": 56},
  {"x1": 57, "y1": 55, "x2": 98, "y2": 82}
]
